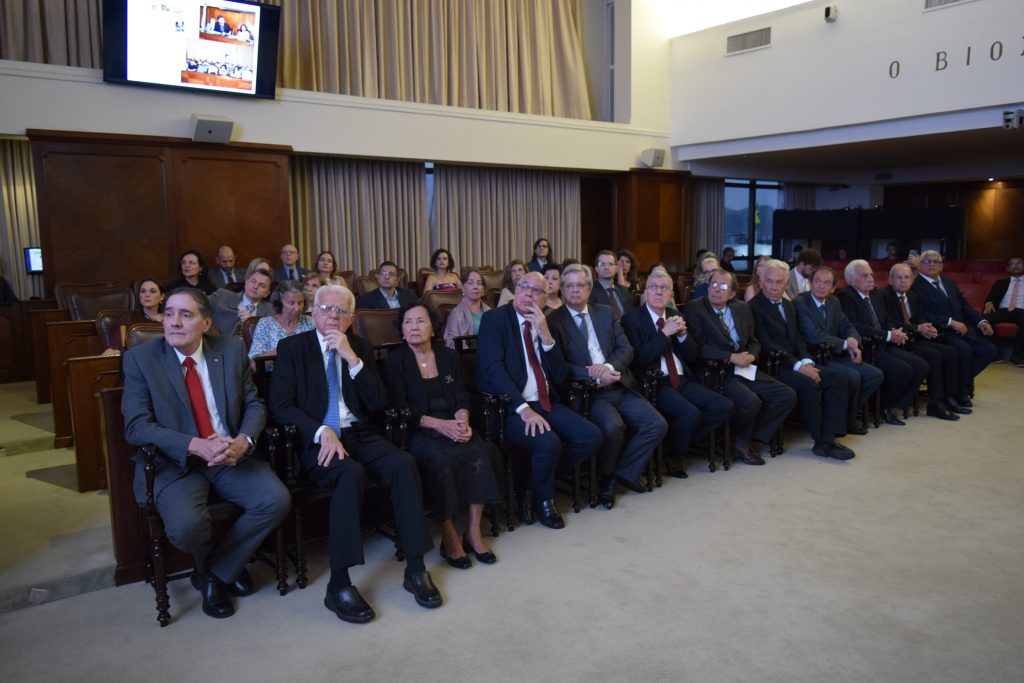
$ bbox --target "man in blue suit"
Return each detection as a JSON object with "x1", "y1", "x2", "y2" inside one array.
[
  {"x1": 912, "y1": 250, "x2": 997, "y2": 405},
  {"x1": 547, "y1": 264, "x2": 667, "y2": 509},
  {"x1": 477, "y1": 271, "x2": 603, "y2": 528},
  {"x1": 122, "y1": 288, "x2": 290, "y2": 619}
]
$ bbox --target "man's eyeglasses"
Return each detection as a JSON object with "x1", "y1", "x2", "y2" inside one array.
[
  {"x1": 315, "y1": 304, "x2": 353, "y2": 316},
  {"x1": 709, "y1": 282, "x2": 731, "y2": 291},
  {"x1": 562, "y1": 282, "x2": 588, "y2": 290},
  {"x1": 921, "y1": 259, "x2": 942, "y2": 265},
  {"x1": 378, "y1": 271, "x2": 398, "y2": 278},
  {"x1": 516, "y1": 283, "x2": 546, "y2": 296},
  {"x1": 646, "y1": 284, "x2": 672, "y2": 293}
]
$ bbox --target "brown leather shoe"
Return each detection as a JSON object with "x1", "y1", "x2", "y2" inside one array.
[{"x1": 735, "y1": 444, "x2": 765, "y2": 466}]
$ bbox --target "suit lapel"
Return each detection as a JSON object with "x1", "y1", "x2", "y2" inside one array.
[
  {"x1": 565, "y1": 308, "x2": 590, "y2": 359},
  {"x1": 204, "y1": 340, "x2": 229, "y2": 431},
  {"x1": 593, "y1": 307, "x2": 614, "y2": 359},
  {"x1": 162, "y1": 340, "x2": 193, "y2": 421}
]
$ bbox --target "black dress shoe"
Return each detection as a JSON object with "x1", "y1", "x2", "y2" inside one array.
[
  {"x1": 956, "y1": 395, "x2": 973, "y2": 408},
  {"x1": 440, "y1": 540, "x2": 471, "y2": 569},
  {"x1": 190, "y1": 570, "x2": 234, "y2": 619},
  {"x1": 225, "y1": 567, "x2": 254, "y2": 597},
  {"x1": 518, "y1": 490, "x2": 535, "y2": 525},
  {"x1": 403, "y1": 571, "x2": 443, "y2": 609},
  {"x1": 535, "y1": 498, "x2": 565, "y2": 529},
  {"x1": 926, "y1": 403, "x2": 959, "y2": 421},
  {"x1": 735, "y1": 444, "x2": 765, "y2": 466},
  {"x1": 324, "y1": 585, "x2": 375, "y2": 624},
  {"x1": 847, "y1": 425, "x2": 869, "y2": 436},
  {"x1": 612, "y1": 473, "x2": 646, "y2": 494},
  {"x1": 462, "y1": 534, "x2": 496, "y2": 564},
  {"x1": 882, "y1": 409, "x2": 906, "y2": 426},
  {"x1": 812, "y1": 440, "x2": 855, "y2": 461},
  {"x1": 597, "y1": 476, "x2": 617, "y2": 509},
  {"x1": 665, "y1": 460, "x2": 688, "y2": 479},
  {"x1": 946, "y1": 397, "x2": 972, "y2": 415}
]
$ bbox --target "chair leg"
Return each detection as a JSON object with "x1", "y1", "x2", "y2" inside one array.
[
  {"x1": 653, "y1": 446, "x2": 663, "y2": 488},
  {"x1": 293, "y1": 503, "x2": 308, "y2": 590},
  {"x1": 588, "y1": 456, "x2": 598, "y2": 508},
  {"x1": 275, "y1": 526, "x2": 288, "y2": 596},
  {"x1": 149, "y1": 530, "x2": 170, "y2": 627},
  {"x1": 708, "y1": 428, "x2": 718, "y2": 473},
  {"x1": 572, "y1": 463, "x2": 582, "y2": 513}
]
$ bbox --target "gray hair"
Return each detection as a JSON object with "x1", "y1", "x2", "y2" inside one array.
[
  {"x1": 763, "y1": 259, "x2": 790, "y2": 275},
  {"x1": 270, "y1": 280, "x2": 304, "y2": 313},
  {"x1": 844, "y1": 259, "x2": 871, "y2": 282},
  {"x1": 313, "y1": 284, "x2": 355, "y2": 310},
  {"x1": 561, "y1": 263, "x2": 592, "y2": 286}
]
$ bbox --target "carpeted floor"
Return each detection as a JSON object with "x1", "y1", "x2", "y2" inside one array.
[{"x1": 0, "y1": 367, "x2": 1022, "y2": 682}]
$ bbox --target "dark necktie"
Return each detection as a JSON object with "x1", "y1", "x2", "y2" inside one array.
[
  {"x1": 818, "y1": 304, "x2": 827, "y2": 321},
  {"x1": 183, "y1": 357, "x2": 215, "y2": 438},
  {"x1": 288, "y1": 268, "x2": 296, "y2": 281},
  {"x1": 864, "y1": 296, "x2": 880, "y2": 327},
  {"x1": 899, "y1": 294, "x2": 912, "y2": 326},
  {"x1": 932, "y1": 279, "x2": 947, "y2": 298},
  {"x1": 225, "y1": 269, "x2": 235, "y2": 283},
  {"x1": 777, "y1": 301, "x2": 787, "y2": 321},
  {"x1": 606, "y1": 287, "x2": 623, "y2": 319},
  {"x1": 656, "y1": 318, "x2": 681, "y2": 388},
  {"x1": 523, "y1": 321, "x2": 551, "y2": 412},
  {"x1": 324, "y1": 350, "x2": 342, "y2": 432}
]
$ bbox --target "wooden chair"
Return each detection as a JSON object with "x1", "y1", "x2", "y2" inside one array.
[
  {"x1": 481, "y1": 271, "x2": 504, "y2": 292},
  {"x1": 421, "y1": 289, "x2": 462, "y2": 313},
  {"x1": 416, "y1": 268, "x2": 433, "y2": 295},
  {"x1": 240, "y1": 315, "x2": 261, "y2": 355},
  {"x1": 640, "y1": 370, "x2": 666, "y2": 489},
  {"x1": 95, "y1": 309, "x2": 142, "y2": 351},
  {"x1": 697, "y1": 358, "x2": 733, "y2": 472},
  {"x1": 337, "y1": 270, "x2": 356, "y2": 291},
  {"x1": 435, "y1": 303, "x2": 457, "y2": 332},
  {"x1": 54, "y1": 281, "x2": 113, "y2": 310},
  {"x1": 69, "y1": 286, "x2": 135, "y2": 320},
  {"x1": 356, "y1": 276, "x2": 379, "y2": 296},
  {"x1": 126, "y1": 323, "x2": 165, "y2": 349},
  {"x1": 224, "y1": 282, "x2": 245, "y2": 293},
  {"x1": 353, "y1": 308, "x2": 401, "y2": 347},
  {"x1": 461, "y1": 265, "x2": 493, "y2": 275},
  {"x1": 758, "y1": 349, "x2": 787, "y2": 456}
]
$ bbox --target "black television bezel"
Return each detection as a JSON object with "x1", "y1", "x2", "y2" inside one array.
[
  {"x1": 102, "y1": 0, "x2": 281, "y2": 100},
  {"x1": 23, "y1": 247, "x2": 43, "y2": 274}
]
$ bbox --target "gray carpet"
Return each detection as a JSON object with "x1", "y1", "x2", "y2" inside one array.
[{"x1": 0, "y1": 366, "x2": 1022, "y2": 682}]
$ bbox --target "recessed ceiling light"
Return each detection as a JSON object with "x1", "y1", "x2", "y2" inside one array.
[{"x1": 988, "y1": 177, "x2": 995, "y2": 182}]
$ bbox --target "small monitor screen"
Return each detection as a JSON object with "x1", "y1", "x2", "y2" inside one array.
[{"x1": 24, "y1": 247, "x2": 43, "y2": 274}]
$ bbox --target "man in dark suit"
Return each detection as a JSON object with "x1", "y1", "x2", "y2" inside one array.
[
  {"x1": 912, "y1": 250, "x2": 997, "y2": 405},
  {"x1": 838, "y1": 260, "x2": 928, "y2": 425},
  {"x1": 749, "y1": 261, "x2": 856, "y2": 460},
  {"x1": 621, "y1": 270, "x2": 734, "y2": 475},
  {"x1": 477, "y1": 271, "x2": 603, "y2": 528},
  {"x1": 272, "y1": 244, "x2": 310, "y2": 283},
  {"x1": 355, "y1": 260, "x2": 417, "y2": 309},
  {"x1": 209, "y1": 245, "x2": 246, "y2": 290},
  {"x1": 122, "y1": 288, "x2": 290, "y2": 619},
  {"x1": 883, "y1": 263, "x2": 965, "y2": 419},
  {"x1": 684, "y1": 269, "x2": 796, "y2": 464},
  {"x1": 547, "y1": 264, "x2": 667, "y2": 508},
  {"x1": 983, "y1": 255, "x2": 1024, "y2": 366},
  {"x1": 269, "y1": 284, "x2": 439, "y2": 623},
  {"x1": 589, "y1": 250, "x2": 634, "y2": 321},
  {"x1": 209, "y1": 267, "x2": 274, "y2": 337},
  {"x1": 794, "y1": 266, "x2": 883, "y2": 433}
]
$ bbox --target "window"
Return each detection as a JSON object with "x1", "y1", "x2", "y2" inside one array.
[{"x1": 724, "y1": 179, "x2": 783, "y2": 272}]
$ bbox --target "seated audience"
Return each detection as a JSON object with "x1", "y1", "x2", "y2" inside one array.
[
  {"x1": 122, "y1": 288, "x2": 290, "y2": 619},
  {"x1": 982, "y1": 255, "x2": 1024, "y2": 366},
  {"x1": 616, "y1": 249, "x2": 641, "y2": 294},
  {"x1": 621, "y1": 269, "x2": 733, "y2": 477},
  {"x1": 527, "y1": 237, "x2": 552, "y2": 273},
  {"x1": 301, "y1": 273, "x2": 328, "y2": 313},
  {"x1": 444, "y1": 269, "x2": 492, "y2": 347},
  {"x1": 269, "y1": 285, "x2": 441, "y2": 622},
  {"x1": 543, "y1": 262, "x2": 564, "y2": 310},
  {"x1": 315, "y1": 250, "x2": 347, "y2": 287},
  {"x1": 210, "y1": 245, "x2": 245, "y2": 289},
  {"x1": 167, "y1": 249, "x2": 218, "y2": 295},
  {"x1": 209, "y1": 267, "x2": 274, "y2": 337},
  {"x1": 720, "y1": 247, "x2": 737, "y2": 273},
  {"x1": 912, "y1": 250, "x2": 997, "y2": 405},
  {"x1": 356, "y1": 260, "x2": 417, "y2": 309},
  {"x1": 787, "y1": 247, "x2": 821, "y2": 300},
  {"x1": 590, "y1": 250, "x2": 634, "y2": 321},
  {"x1": 423, "y1": 248, "x2": 462, "y2": 292},
  {"x1": 248, "y1": 281, "x2": 315, "y2": 361},
  {"x1": 384, "y1": 303, "x2": 502, "y2": 568},
  {"x1": 497, "y1": 259, "x2": 527, "y2": 307},
  {"x1": 273, "y1": 244, "x2": 310, "y2": 283},
  {"x1": 137, "y1": 278, "x2": 166, "y2": 322},
  {"x1": 476, "y1": 271, "x2": 602, "y2": 528}
]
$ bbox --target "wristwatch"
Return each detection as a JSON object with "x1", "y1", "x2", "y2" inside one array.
[{"x1": 239, "y1": 433, "x2": 255, "y2": 455}]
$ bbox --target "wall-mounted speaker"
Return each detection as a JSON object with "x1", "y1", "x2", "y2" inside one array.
[
  {"x1": 824, "y1": 5, "x2": 838, "y2": 22},
  {"x1": 191, "y1": 114, "x2": 234, "y2": 143},
  {"x1": 639, "y1": 148, "x2": 666, "y2": 168}
]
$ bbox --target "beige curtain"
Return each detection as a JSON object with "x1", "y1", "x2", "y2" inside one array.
[
  {"x1": 784, "y1": 183, "x2": 817, "y2": 210},
  {"x1": 290, "y1": 156, "x2": 429, "y2": 278},
  {"x1": 0, "y1": 140, "x2": 44, "y2": 299},
  {"x1": 687, "y1": 177, "x2": 725, "y2": 262},
  {"x1": 0, "y1": 0, "x2": 102, "y2": 67},
  {"x1": 433, "y1": 164, "x2": 580, "y2": 271}
]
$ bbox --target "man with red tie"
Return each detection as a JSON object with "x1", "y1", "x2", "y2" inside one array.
[
  {"x1": 621, "y1": 269, "x2": 734, "y2": 477},
  {"x1": 122, "y1": 288, "x2": 290, "y2": 619},
  {"x1": 477, "y1": 271, "x2": 602, "y2": 529}
]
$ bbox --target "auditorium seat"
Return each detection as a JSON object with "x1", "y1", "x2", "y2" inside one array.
[
  {"x1": 54, "y1": 281, "x2": 113, "y2": 310},
  {"x1": 69, "y1": 286, "x2": 134, "y2": 321},
  {"x1": 126, "y1": 322, "x2": 165, "y2": 349},
  {"x1": 945, "y1": 271, "x2": 975, "y2": 285},
  {"x1": 356, "y1": 276, "x2": 378, "y2": 296},
  {"x1": 421, "y1": 289, "x2": 462, "y2": 313},
  {"x1": 95, "y1": 309, "x2": 143, "y2": 351},
  {"x1": 965, "y1": 260, "x2": 1003, "y2": 275},
  {"x1": 353, "y1": 308, "x2": 401, "y2": 347}
]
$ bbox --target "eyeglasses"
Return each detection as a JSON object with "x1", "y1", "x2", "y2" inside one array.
[
  {"x1": 315, "y1": 304, "x2": 353, "y2": 316},
  {"x1": 596, "y1": 261, "x2": 616, "y2": 268},
  {"x1": 516, "y1": 283, "x2": 546, "y2": 296},
  {"x1": 378, "y1": 271, "x2": 398, "y2": 278},
  {"x1": 180, "y1": 259, "x2": 199, "y2": 266},
  {"x1": 921, "y1": 259, "x2": 942, "y2": 265},
  {"x1": 562, "y1": 282, "x2": 588, "y2": 290},
  {"x1": 646, "y1": 284, "x2": 672, "y2": 293},
  {"x1": 709, "y1": 282, "x2": 731, "y2": 291}
]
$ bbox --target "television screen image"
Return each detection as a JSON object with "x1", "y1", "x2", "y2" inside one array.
[
  {"x1": 104, "y1": 0, "x2": 280, "y2": 99},
  {"x1": 24, "y1": 247, "x2": 43, "y2": 274}
]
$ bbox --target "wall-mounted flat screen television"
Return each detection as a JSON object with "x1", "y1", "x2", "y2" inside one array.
[
  {"x1": 24, "y1": 247, "x2": 43, "y2": 274},
  {"x1": 103, "y1": 0, "x2": 281, "y2": 99}
]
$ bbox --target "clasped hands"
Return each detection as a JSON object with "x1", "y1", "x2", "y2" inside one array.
[
  {"x1": 587, "y1": 364, "x2": 620, "y2": 385},
  {"x1": 189, "y1": 434, "x2": 248, "y2": 467},
  {"x1": 660, "y1": 315, "x2": 686, "y2": 337}
]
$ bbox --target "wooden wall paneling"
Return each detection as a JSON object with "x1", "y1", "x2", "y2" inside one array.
[
  {"x1": 47, "y1": 320, "x2": 99, "y2": 446},
  {"x1": 0, "y1": 301, "x2": 58, "y2": 384},
  {"x1": 613, "y1": 169, "x2": 689, "y2": 275},
  {"x1": 66, "y1": 355, "x2": 121, "y2": 492},
  {"x1": 30, "y1": 307, "x2": 69, "y2": 402},
  {"x1": 579, "y1": 175, "x2": 617, "y2": 266}
]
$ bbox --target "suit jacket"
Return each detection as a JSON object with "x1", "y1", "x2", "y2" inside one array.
[
  {"x1": 383, "y1": 342, "x2": 468, "y2": 427},
  {"x1": 836, "y1": 287, "x2": 894, "y2": 341},
  {"x1": 546, "y1": 303, "x2": 637, "y2": 391},
  {"x1": 268, "y1": 329, "x2": 388, "y2": 448},
  {"x1": 794, "y1": 291, "x2": 860, "y2": 352},
  {"x1": 786, "y1": 270, "x2": 809, "y2": 301},
  {"x1": 683, "y1": 296, "x2": 760, "y2": 361},
  {"x1": 620, "y1": 303, "x2": 698, "y2": 381},
  {"x1": 984, "y1": 277, "x2": 1022, "y2": 310},
  {"x1": 476, "y1": 303, "x2": 569, "y2": 412},
  {"x1": 527, "y1": 258, "x2": 549, "y2": 273},
  {"x1": 122, "y1": 334, "x2": 265, "y2": 473},
  {"x1": 355, "y1": 287, "x2": 417, "y2": 310},
  {"x1": 748, "y1": 292, "x2": 811, "y2": 369},
  {"x1": 912, "y1": 274, "x2": 983, "y2": 337},
  {"x1": 272, "y1": 265, "x2": 311, "y2": 282},
  {"x1": 209, "y1": 289, "x2": 274, "y2": 337},
  {"x1": 589, "y1": 281, "x2": 634, "y2": 317},
  {"x1": 209, "y1": 267, "x2": 246, "y2": 290}
]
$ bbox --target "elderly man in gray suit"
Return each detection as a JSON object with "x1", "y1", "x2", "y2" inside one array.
[
  {"x1": 122, "y1": 288, "x2": 290, "y2": 619},
  {"x1": 209, "y1": 267, "x2": 274, "y2": 337}
]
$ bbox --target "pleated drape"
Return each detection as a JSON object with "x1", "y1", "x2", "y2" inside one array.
[
  {"x1": 0, "y1": 140, "x2": 44, "y2": 299},
  {"x1": 688, "y1": 177, "x2": 725, "y2": 259}
]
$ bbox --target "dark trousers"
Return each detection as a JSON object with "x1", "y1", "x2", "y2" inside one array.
[
  {"x1": 587, "y1": 385, "x2": 668, "y2": 483},
  {"x1": 872, "y1": 345, "x2": 929, "y2": 410},
  {"x1": 655, "y1": 379, "x2": 734, "y2": 462},
  {"x1": 776, "y1": 365, "x2": 850, "y2": 443},
  {"x1": 301, "y1": 426, "x2": 431, "y2": 571},
  {"x1": 909, "y1": 339, "x2": 959, "y2": 404},
  {"x1": 831, "y1": 356, "x2": 883, "y2": 426},
  {"x1": 504, "y1": 401, "x2": 603, "y2": 500},
  {"x1": 986, "y1": 309, "x2": 1024, "y2": 357},
  {"x1": 941, "y1": 332, "x2": 998, "y2": 395},
  {"x1": 723, "y1": 371, "x2": 797, "y2": 444}
]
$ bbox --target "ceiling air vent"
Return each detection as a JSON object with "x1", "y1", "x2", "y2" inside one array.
[
  {"x1": 924, "y1": 0, "x2": 966, "y2": 9},
  {"x1": 727, "y1": 27, "x2": 771, "y2": 55}
]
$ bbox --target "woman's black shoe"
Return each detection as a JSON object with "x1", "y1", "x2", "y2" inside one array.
[
  {"x1": 440, "y1": 540, "x2": 471, "y2": 569},
  {"x1": 462, "y1": 533, "x2": 497, "y2": 564}
]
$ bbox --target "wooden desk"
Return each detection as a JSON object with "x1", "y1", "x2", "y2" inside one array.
[
  {"x1": 0, "y1": 300, "x2": 57, "y2": 384},
  {"x1": 30, "y1": 306, "x2": 69, "y2": 402},
  {"x1": 66, "y1": 354, "x2": 121, "y2": 491},
  {"x1": 48, "y1": 320, "x2": 100, "y2": 447}
]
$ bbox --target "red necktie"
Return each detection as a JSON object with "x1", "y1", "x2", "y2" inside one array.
[
  {"x1": 656, "y1": 318, "x2": 681, "y2": 388},
  {"x1": 183, "y1": 357, "x2": 215, "y2": 438},
  {"x1": 522, "y1": 321, "x2": 552, "y2": 412},
  {"x1": 1009, "y1": 279, "x2": 1020, "y2": 312}
]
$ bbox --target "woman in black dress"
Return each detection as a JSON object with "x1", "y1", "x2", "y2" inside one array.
[
  {"x1": 166, "y1": 249, "x2": 218, "y2": 295},
  {"x1": 384, "y1": 303, "x2": 501, "y2": 568}
]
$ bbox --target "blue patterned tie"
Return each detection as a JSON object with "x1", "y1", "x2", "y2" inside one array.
[{"x1": 324, "y1": 349, "x2": 341, "y2": 432}]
